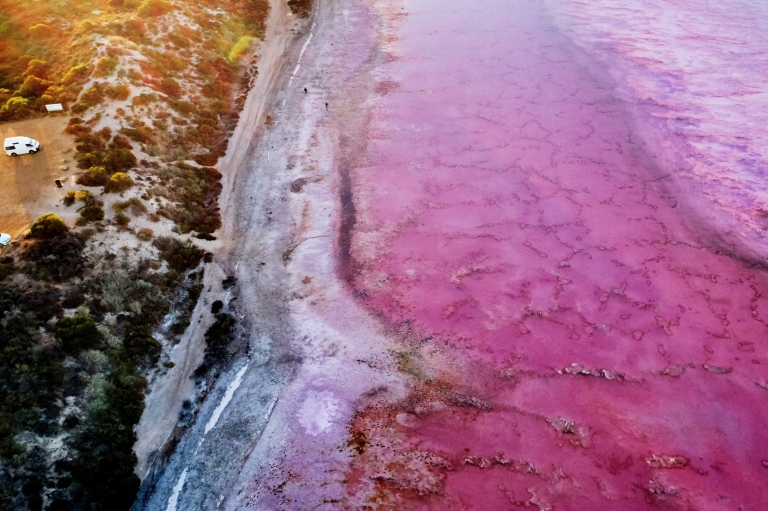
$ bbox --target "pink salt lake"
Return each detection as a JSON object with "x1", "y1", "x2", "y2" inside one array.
[{"x1": 347, "y1": 0, "x2": 768, "y2": 507}]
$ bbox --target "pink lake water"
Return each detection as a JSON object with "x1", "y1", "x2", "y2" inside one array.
[{"x1": 346, "y1": 0, "x2": 768, "y2": 508}]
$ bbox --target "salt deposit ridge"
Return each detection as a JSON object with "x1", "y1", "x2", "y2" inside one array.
[{"x1": 135, "y1": 0, "x2": 768, "y2": 509}]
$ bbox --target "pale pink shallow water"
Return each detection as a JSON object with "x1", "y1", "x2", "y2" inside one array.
[{"x1": 347, "y1": 0, "x2": 768, "y2": 508}]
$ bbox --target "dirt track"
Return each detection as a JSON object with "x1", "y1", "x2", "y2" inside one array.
[{"x1": 0, "y1": 116, "x2": 78, "y2": 240}]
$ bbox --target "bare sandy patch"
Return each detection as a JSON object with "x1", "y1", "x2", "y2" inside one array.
[{"x1": 0, "y1": 116, "x2": 76, "y2": 238}]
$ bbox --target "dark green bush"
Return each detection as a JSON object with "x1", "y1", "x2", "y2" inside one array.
[
  {"x1": 79, "y1": 205, "x2": 105, "y2": 224},
  {"x1": 156, "y1": 163, "x2": 222, "y2": 234},
  {"x1": 76, "y1": 166, "x2": 109, "y2": 187},
  {"x1": 0, "y1": 262, "x2": 13, "y2": 281},
  {"x1": 103, "y1": 148, "x2": 137, "y2": 174},
  {"x1": 122, "y1": 324, "x2": 161, "y2": 366},
  {"x1": 69, "y1": 366, "x2": 145, "y2": 511},
  {"x1": 104, "y1": 172, "x2": 134, "y2": 193},
  {"x1": 30, "y1": 214, "x2": 68, "y2": 239},
  {"x1": 23, "y1": 233, "x2": 85, "y2": 281},
  {"x1": 55, "y1": 316, "x2": 101, "y2": 354},
  {"x1": 194, "y1": 312, "x2": 236, "y2": 377},
  {"x1": 63, "y1": 190, "x2": 76, "y2": 206},
  {"x1": 114, "y1": 212, "x2": 130, "y2": 226},
  {"x1": 152, "y1": 237, "x2": 204, "y2": 272}
]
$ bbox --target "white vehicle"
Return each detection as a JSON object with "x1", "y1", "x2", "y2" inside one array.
[
  {"x1": 4, "y1": 136, "x2": 40, "y2": 156},
  {"x1": 0, "y1": 233, "x2": 11, "y2": 246}
]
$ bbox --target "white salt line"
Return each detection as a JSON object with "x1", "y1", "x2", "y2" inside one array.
[
  {"x1": 286, "y1": 24, "x2": 315, "y2": 92},
  {"x1": 165, "y1": 468, "x2": 187, "y2": 511},
  {"x1": 296, "y1": 23, "x2": 315, "y2": 64},
  {"x1": 204, "y1": 364, "x2": 249, "y2": 435}
]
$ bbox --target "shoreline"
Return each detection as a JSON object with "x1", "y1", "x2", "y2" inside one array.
[
  {"x1": 134, "y1": 0, "x2": 413, "y2": 505},
  {"x1": 131, "y1": 0, "x2": 380, "y2": 506}
]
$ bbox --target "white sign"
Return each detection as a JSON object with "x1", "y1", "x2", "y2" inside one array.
[{"x1": 45, "y1": 103, "x2": 63, "y2": 112}]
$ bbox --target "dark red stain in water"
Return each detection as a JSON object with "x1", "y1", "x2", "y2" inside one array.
[{"x1": 343, "y1": 0, "x2": 768, "y2": 508}]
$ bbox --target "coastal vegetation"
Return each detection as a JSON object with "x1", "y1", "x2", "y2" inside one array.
[
  {"x1": 0, "y1": 0, "x2": 269, "y2": 509},
  {"x1": 0, "y1": 221, "x2": 212, "y2": 510}
]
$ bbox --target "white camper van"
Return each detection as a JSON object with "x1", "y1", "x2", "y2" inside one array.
[{"x1": 4, "y1": 136, "x2": 40, "y2": 156}]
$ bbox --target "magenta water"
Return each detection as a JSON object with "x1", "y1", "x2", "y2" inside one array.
[
  {"x1": 544, "y1": 0, "x2": 768, "y2": 261},
  {"x1": 346, "y1": 0, "x2": 768, "y2": 508}
]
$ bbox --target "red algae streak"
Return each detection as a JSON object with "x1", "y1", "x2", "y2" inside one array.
[{"x1": 346, "y1": 0, "x2": 768, "y2": 508}]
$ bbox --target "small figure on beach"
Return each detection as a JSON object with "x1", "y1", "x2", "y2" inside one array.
[
  {"x1": 325, "y1": 102, "x2": 328, "y2": 108},
  {"x1": 304, "y1": 87, "x2": 307, "y2": 93}
]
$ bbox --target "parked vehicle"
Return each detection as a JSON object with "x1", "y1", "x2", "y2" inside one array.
[
  {"x1": 4, "y1": 136, "x2": 40, "y2": 156},
  {"x1": 0, "y1": 233, "x2": 11, "y2": 246}
]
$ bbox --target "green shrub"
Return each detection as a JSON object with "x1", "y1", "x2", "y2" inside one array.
[
  {"x1": 0, "y1": 261, "x2": 13, "y2": 281},
  {"x1": 138, "y1": 0, "x2": 172, "y2": 17},
  {"x1": 55, "y1": 316, "x2": 102, "y2": 353},
  {"x1": 30, "y1": 214, "x2": 68, "y2": 239},
  {"x1": 103, "y1": 148, "x2": 137, "y2": 173},
  {"x1": 105, "y1": 83, "x2": 130, "y2": 101},
  {"x1": 22, "y1": 60, "x2": 51, "y2": 80},
  {"x1": 194, "y1": 313, "x2": 236, "y2": 377},
  {"x1": 23, "y1": 233, "x2": 86, "y2": 281},
  {"x1": 95, "y1": 56, "x2": 119, "y2": 77},
  {"x1": 105, "y1": 172, "x2": 134, "y2": 193},
  {"x1": 63, "y1": 190, "x2": 76, "y2": 206},
  {"x1": 28, "y1": 23, "x2": 54, "y2": 38},
  {"x1": 69, "y1": 367, "x2": 144, "y2": 510},
  {"x1": 114, "y1": 198, "x2": 147, "y2": 216},
  {"x1": 101, "y1": 271, "x2": 132, "y2": 311},
  {"x1": 17, "y1": 75, "x2": 52, "y2": 97},
  {"x1": 136, "y1": 228, "x2": 153, "y2": 241},
  {"x1": 115, "y1": 212, "x2": 130, "y2": 226},
  {"x1": 76, "y1": 166, "x2": 109, "y2": 187},
  {"x1": 62, "y1": 65, "x2": 91, "y2": 86},
  {"x1": 156, "y1": 163, "x2": 222, "y2": 234},
  {"x1": 79, "y1": 205, "x2": 105, "y2": 223},
  {"x1": 227, "y1": 36, "x2": 254, "y2": 63},
  {"x1": 80, "y1": 86, "x2": 103, "y2": 107},
  {"x1": 76, "y1": 190, "x2": 95, "y2": 203},
  {"x1": 153, "y1": 236, "x2": 204, "y2": 272},
  {"x1": 0, "y1": 96, "x2": 30, "y2": 119},
  {"x1": 123, "y1": 324, "x2": 161, "y2": 366}
]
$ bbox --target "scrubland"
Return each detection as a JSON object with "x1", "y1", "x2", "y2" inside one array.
[{"x1": 0, "y1": 0, "x2": 268, "y2": 509}]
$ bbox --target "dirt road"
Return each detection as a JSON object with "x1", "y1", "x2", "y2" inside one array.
[{"x1": 0, "y1": 116, "x2": 78, "y2": 239}]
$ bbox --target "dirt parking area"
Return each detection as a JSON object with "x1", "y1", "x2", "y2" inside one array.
[{"x1": 0, "y1": 116, "x2": 79, "y2": 241}]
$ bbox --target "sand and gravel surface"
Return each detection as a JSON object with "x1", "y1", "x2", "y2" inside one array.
[{"x1": 0, "y1": 116, "x2": 79, "y2": 238}]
